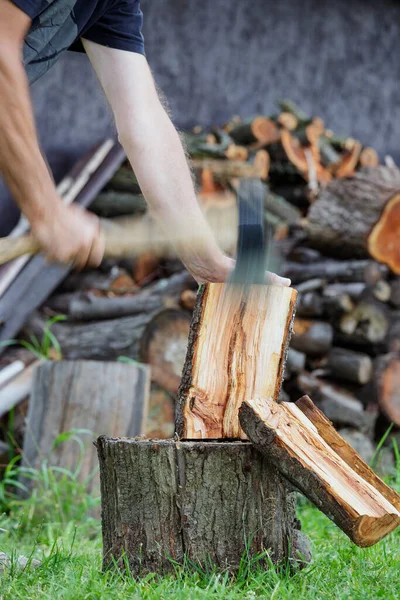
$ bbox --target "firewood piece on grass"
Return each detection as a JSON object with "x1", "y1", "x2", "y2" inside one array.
[
  {"x1": 239, "y1": 395, "x2": 400, "y2": 547},
  {"x1": 176, "y1": 283, "x2": 297, "y2": 439},
  {"x1": 23, "y1": 360, "x2": 150, "y2": 496},
  {"x1": 296, "y1": 395, "x2": 400, "y2": 511},
  {"x1": 359, "y1": 147, "x2": 379, "y2": 168},
  {"x1": 339, "y1": 300, "x2": 389, "y2": 344}
]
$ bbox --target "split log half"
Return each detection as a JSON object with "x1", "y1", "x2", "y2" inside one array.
[
  {"x1": 239, "y1": 395, "x2": 400, "y2": 547},
  {"x1": 23, "y1": 360, "x2": 150, "y2": 495},
  {"x1": 96, "y1": 437, "x2": 308, "y2": 575},
  {"x1": 306, "y1": 166, "x2": 400, "y2": 260},
  {"x1": 176, "y1": 283, "x2": 297, "y2": 439}
]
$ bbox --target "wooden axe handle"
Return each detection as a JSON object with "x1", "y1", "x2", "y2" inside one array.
[{"x1": 0, "y1": 212, "x2": 238, "y2": 266}]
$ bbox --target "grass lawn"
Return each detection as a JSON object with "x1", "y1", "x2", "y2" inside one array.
[{"x1": 0, "y1": 459, "x2": 399, "y2": 599}]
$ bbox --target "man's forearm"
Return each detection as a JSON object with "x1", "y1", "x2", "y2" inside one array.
[
  {"x1": 117, "y1": 91, "x2": 228, "y2": 280},
  {"x1": 0, "y1": 46, "x2": 59, "y2": 227}
]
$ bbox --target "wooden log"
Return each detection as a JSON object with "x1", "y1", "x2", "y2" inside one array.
[
  {"x1": 23, "y1": 360, "x2": 150, "y2": 494},
  {"x1": 239, "y1": 396, "x2": 400, "y2": 547},
  {"x1": 28, "y1": 272, "x2": 194, "y2": 361},
  {"x1": 339, "y1": 300, "x2": 389, "y2": 344},
  {"x1": 321, "y1": 347, "x2": 373, "y2": 385},
  {"x1": 176, "y1": 283, "x2": 297, "y2": 439},
  {"x1": 192, "y1": 158, "x2": 265, "y2": 180},
  {"x1": 277, "y1": 112, "x2": 298, "y2": 131},
  {"x1": 375, "y1": 353, "x2": 400, "y2": 426},
  {"x1": 96, "y1": 437, "x2": 308, "y2": 574},
  {"x1": 180, "y1": 289, "x2": 197, "y2": 311},
  {"x1": 264, "y1": 190, "x2": 302, "y2": 225},
  {"x1": 139, "y1": 308, "x2": 191, "y2": 393},
  {"x1": 90, "y1": 192, "x2": 147, "y2": 218},
  {"x1": 229, "y1": 117, "x2": 280, "y2": 146},
  {"x1": 286, "y1": 348, "x2": 306, "y2": 375},
  {"x1": 297, "y1": 372, "x2": 376, "y2": 433},
  {"x1": 359, "y1": 147, "x2": 379, "y2": 168},
  {"x1": 291, "y1": 319, "x2": 333, "y2": 356},
  {"x1": 284, "y1": 259, "x2": 386, "y2": 284},
  {"x1": 306, "y1": 166, "x2": 400, "y2": 261},
  {"x1": 296, "y1": 292, "x2": 324, "y2": 317},
  {"x1": 368, "y1": 191, "x2": 400, "y2": 274},
  {"x1": 389, "y1": 278, "x2": 400, "y2": 308}
]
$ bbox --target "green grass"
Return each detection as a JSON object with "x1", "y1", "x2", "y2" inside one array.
[{"x1": 0, "y1": 453, "x2": 399, "y2": 599}]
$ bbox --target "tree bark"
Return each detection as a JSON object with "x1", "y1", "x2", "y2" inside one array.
[
  {"x1": 96, "y1": 437, "x2": 309, "y2": 574},
  {"x1": 239, "y1": 395, "x2": 400, "y2": 548},
  {"x1": 176, "y1": 283, "x2": 297, "y2": 439}
]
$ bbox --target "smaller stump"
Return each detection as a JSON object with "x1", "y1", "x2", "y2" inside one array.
[{"x1": 96, "y1": 437, "x2": 309, "y2": 575}]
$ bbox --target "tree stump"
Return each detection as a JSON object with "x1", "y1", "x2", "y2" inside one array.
[
  {"x1": 96, "y1": 437, "x2": 309, "y2": 574},
  {"x1": 22, "y1": 360, "x2": 150, "y2": 494}
]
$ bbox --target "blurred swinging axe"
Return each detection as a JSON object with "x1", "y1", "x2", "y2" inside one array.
[{"x1": 0, "y1": 179, "x2": 277, "y2": 285}]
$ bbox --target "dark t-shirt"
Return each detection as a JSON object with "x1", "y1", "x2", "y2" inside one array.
[{"x1": 11, "y1": 0, "x2": 145, "y2": 83}]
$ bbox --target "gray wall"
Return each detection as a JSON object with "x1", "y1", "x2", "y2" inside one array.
[{"x1": 15, "y1": 0, "x2": 400, "y2": 180}]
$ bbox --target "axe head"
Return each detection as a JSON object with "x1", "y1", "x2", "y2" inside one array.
[{"x1": 230, "y1": 178, "x2": 269, "y2": 286}]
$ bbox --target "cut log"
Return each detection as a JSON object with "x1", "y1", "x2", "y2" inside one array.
[
  {"x1": 23, "y1": 360, "x2": 150, "y2": 494},
  {"x1": 139, "y1": 309, "x2": 191, "y2": 393},
  {"x1": 192, "y1": 158, "x2": 265, "y2": 180},
  {"x1": 180, "y1": 289, "x2": 197, "y2": 311},
  {"x1": 68, "y1": 294, "x2": 164, "y2": 321},
  {"x1": 277, "y1": 112, "x2": 298, "y2": 131},
  {"x1": 389, "y1": 278, "x2": 400, "y2": 308},
  {"x1": 28, "y1": 272, "x2": 194, "y2": 361},
  {"x1": 368, "y1": 192, "x2": 400, "y2": 274},
  {"x1": 284, "y1": 259, "x2": 384, "y2": 284},
  {"x1": 239, "y1": 395, "x2": 400, "y2": 547},
  {"x1": 375, "y1": 354, "x2": 400, "y2": 426},
  {"x1": 90, "y1": 192, "x2": 147, "y2": 218},
  {"x1": 339, "y1": 300, "x2": 389, "y2": 344},
  {"x1": 230, "y1": 117, "x2": 280, "y2": 146},
  {"x1": 291, "y1": 319, "x2": 333, "y2": 356},
  {"x1": 306, "y1": 166, "x2": 400, "y2": 260},
  {"x1": 332, "y1": 142, "x2": 362, "y2": 178},
  {"x1": 321, "y1": 348, "x2": 373, "y2": 385},
  {"x1": 359, "y1": 147, "x2": 379, "y2": 168},
  {"x1": 297, "y1": 372, "x2": 376, "y2": 433},
  {"x1": 286, "y1": 348, "x2": 306, "y2": 375},
  {"x1": 176, "y1": 283, "x2": 297, "y2": 439},
  {"x1": 96, "y1": 437, "x2": 307, "y2": 574}
]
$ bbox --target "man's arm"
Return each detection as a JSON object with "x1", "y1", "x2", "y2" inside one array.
[
  {"x1": 82, "y1": 40, "x2": 290, "y2": 285},
  {"x1": 0, "y1": 0, "x2": 104, "y2": 269}
]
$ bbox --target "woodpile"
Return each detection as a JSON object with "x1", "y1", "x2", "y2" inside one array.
[{"x1": 0, "y1": 100, "x2": 399, "y2": 482}]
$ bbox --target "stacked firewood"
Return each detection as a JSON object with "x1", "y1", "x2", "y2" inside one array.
[{"x1": 1, "y1": 101, "x2": 399, "y2": 467}]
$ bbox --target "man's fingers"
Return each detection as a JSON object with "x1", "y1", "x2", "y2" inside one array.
[
  {"x1": 264, "y1": 271, "x2": 291, "y2": 287},
  {"x1": 86, "y1": 232, "x2": 105, "y2": 269}
]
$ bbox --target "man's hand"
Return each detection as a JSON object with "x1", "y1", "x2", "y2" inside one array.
[
  {"x1": 31, "y1": 203, "x2": 105, "y2": 270},
  {"x1": 183, "y1": 253, "x2": 291, "y2": 286}
]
